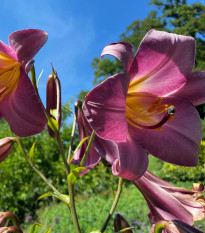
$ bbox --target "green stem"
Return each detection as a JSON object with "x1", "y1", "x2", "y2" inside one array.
[
  {"x1": 15, "y1": 138, "x2": 69, "y2": 205},
  {"x1": 80, "y1": 131, "x2": 95, "y2": 167},
  {"x1": 68, "y1": 182, "x2": 81, "y2": 233},
  {"x1": 67, "y1": 104, "x2": 78, "y2": 163},
  {"x1": 56, "y1": 132, "x2": 70, "y2": 174},
  {"x1": 56, "y1": 131, "x2": 81, "y2": 233},
  {"x1": 101, "y1": 177, "x2": 123, "y2": 233}
]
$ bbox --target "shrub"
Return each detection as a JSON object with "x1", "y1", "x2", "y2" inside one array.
[{"x1": 160, "y1": 140, "x2": 205, "y2": 183}]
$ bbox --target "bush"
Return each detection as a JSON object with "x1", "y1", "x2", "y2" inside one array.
[
  {"x1": 160, "y1": 140, "x2": 205, "y2": 183},
  {"x1": 0, "y1": 119, "x2": 70, "y2": 220}
]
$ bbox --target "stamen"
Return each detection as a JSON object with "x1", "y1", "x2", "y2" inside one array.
[
  {"x1": 128, "y1": 105, "x2": 176, "y2": 130},
  {"x1": 147, "y1": 98, "x2": 163, "y2": 113}
]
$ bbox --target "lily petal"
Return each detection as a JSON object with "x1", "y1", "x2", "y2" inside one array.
[
  {"x1": 83, "y1": 72, "x2": 130, "y2": 142},
  {"x1": 101, "y1": 42, "x2": 133, "y2": 72},
  {"x1": 0, "y1": 70, "x2": 47, "y2": 137},
  {"x1": 131, "y1": 96, "x2": 202, "y2": 166},
  {"x1": 175, "y1": 71, "x2": 205, "y2": 106},
  {"x1": 112, "y1": 133, "x2": 148, "y2": 180},
  {"x1": 134, "y1": 175, "x2": 194, "y2": 225},
  {"x1": 8, "y1": 29, "x2": 48, "y2": 71},
  {"x1": 0, "y1": 41, "x2": 17, "y2": 61},
  {"x1": 129, "y1": 29, "x2": 195, "y2": 96}
]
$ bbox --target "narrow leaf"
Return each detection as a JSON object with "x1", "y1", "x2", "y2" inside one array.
[
  {"x1": 37, "y1": 69, "x2": 44, "y2": 88},
  {"x1": 43, "y1": 226, "x2": 52, "y2": 233},
  {"x1": 67, "y1": 167, "x2": 86, "y2": 184},
  {"x1": 29, "y1": 223, "x2": 42, "y2": 233},
  {"x1": 37, "y1": 192, "x2": 70, "y2": 205},
  {"x1": 47, "y1": 118, "x2": 59, "y2": 132},
  {"x1": 50, "y1": 109, "x2": 58, "y2": 120},
  {"x1": 29, "y1": 140, "x2": 37, "y2": 165},
  {"x1": 69, "y1": 136, "x2": 89, "y2": 164}
]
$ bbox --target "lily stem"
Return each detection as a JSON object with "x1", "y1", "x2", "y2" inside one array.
[
  {"x1": 68, "y1": 182, "x2": 81, "y2": 233},
  {"x1": 80, "y1": 131, "x2": 95, "y2": 167},
  {"x1": 56, "y1": 132, "x2": 70, "y2": 174},
  {"x1": 100, "y1": 177, "x2": 123, "y2": 233},
  {"x1": 67, "y1": 103, "x2": 78, "y2": 163},
  {"x1": 15, "y1": 138, "x2": 69, "y2": 205},
  {"x1": 56, "y1": 132, "x2": 81, "y2": 233}
]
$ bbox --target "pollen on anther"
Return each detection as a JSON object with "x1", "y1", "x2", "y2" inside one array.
[{"x1": 167, "y1": 106, "x2": 175, "y2": 116}]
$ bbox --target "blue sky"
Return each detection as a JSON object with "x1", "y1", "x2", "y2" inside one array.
[{"x1": 0, "y1": 0, "x2": 202, "y2": 107}]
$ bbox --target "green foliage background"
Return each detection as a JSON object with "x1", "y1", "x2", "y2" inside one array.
[{"x1": 0, "y1": 0, "x2": 205, "y2": 231}]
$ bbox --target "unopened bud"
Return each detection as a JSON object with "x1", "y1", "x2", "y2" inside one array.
[
  {"x1": 0, "y1": 138, "x2": 15, "y2": 163},
  {"x1": 0, "y1": 226, "x2": 23, "y2": 233},
  {"x1": 46, "y1": 69, "x2": 61, "y2": 137},
  {"x1": 114, "y1": 213, "x2": 133, "y2": 232},
  {"x1": 154, "y1": 220, "x2": 203, "y2": 233}
]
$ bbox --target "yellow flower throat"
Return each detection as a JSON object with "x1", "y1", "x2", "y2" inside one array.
[{"x1": 0, "y1": 52, "x2": 20, "y2": 100}]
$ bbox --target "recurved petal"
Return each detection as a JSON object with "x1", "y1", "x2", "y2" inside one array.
[
  {"x1": 83, "y1": 72, "x2": 130, "y2": 142},
  {"x1": 101, "y1": 42, "x2": 133, "y2": 72},
  {"x1": 174, "y1": 71, "x2": 205, "y2": 106},
  {"x1": 112, "y1": 133, "x2": 148, "y2": 180},
  {"x1": 0, "y1": 70, "x2": 47, "y2": 137},
  {"x1": 130, "y1": 96, "x2": 202, "y2": 166},
  {"x1": 134, "y1": 176, "x2": 195, "y2": 225},
  {"x1": 129, "y1": 30, "x2": 195, "y2": 96},
  {"x1": 0, "y1": 41, "x2": 17, "y2": 61},
  {"x1": 8, "y1": 29, "x2": 48, "y2": 70}
]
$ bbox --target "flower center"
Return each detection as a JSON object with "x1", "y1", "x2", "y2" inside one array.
[
  {"x1": 125, "y1": 94, "x2": 175, "y2": 130},
  {"x1": 0, "y1": 52, "x2": 21, "y2": 100}
]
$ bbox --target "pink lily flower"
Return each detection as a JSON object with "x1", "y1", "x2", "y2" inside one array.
[
  {"x1": 0, "y1": 29, "x2": 48, "y2": 137},
  {"x1": 133, "y1": 171, "x2": 205, "y2": 232},
  {"x1": 155, "y1": 220, "x2": 204, "y2": 233},
  {"x1": 73, "y1": 101, "x2": 144, "y2": 180},
  {"x1": 83, "y1": 30, "x2": 204, "y2": 179}
]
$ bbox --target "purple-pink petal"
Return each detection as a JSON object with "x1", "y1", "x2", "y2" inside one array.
[
  {"x1": 134, "y1": 173, "x2": 195, "y2": 225},
  {"x1": 8, "y1": 29, "x2": 48, "y2": 71},
  {"x1": 0, "y1": 70, "x2": 47, "y2": 137},
  {"x1": 83, "y1": 72, "x2": 130, "y2": 142},
  {"x1": 0, "y1": 41, "x2": 17, "y2": 61},
  {"x1": 112, "y1": 133, "x2": 148, "y2": 180},
  {"x1": 130, "y1": 96, "x2": 202, "y2": 166},
  {"x1": 101, "y1": 42, "x2": 133, "y2": 72},
  {"x1": 175, "y1": 71, "x2": 205, "y2": 106},
  {"x1": 129, "y1": 29, "x2": 195, "y2": 96}
]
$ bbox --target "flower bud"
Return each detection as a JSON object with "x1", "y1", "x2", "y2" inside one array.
[
  {"x1": 0, "y1": 211, "x2": 18, "y2": 228},
  {"x1": 0, "y1": 226, "x2": 23, "y2": 233},
  {"x1": 154, "y1": 220, "x2": 204, "y2": 233},
  {"x1": 46, "y1": 69, "x2": 61, "y2": 137},
  {"x1": 114, "y1": 213, "x2": 133, "y2": 232},
  {"x1": 0, "y1": 138, "x2": 15, "y2": 163}
]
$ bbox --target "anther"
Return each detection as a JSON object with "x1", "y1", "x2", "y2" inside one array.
[{"x1": 167, "y1": 106, "x2": 175, "y2": 116}]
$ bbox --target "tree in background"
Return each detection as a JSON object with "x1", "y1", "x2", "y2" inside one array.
[{"x1": 78, "y1": 0, "x2": 205, "y2": 116}]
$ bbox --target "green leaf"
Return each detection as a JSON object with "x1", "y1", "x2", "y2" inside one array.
[
  {"x1": 69, "y1": 136, "x2": 89, "y2": 164},
  {"x1": 50, "y1": 109, "x2": 58, "y2": 120},
  {"x1": 90, "y1": 231, "x2": 101, "y2": 233},
  {"x1": 43, "y1": 226, "x2": 52, "y2": 233},
  {"x1": 29, "y1": 140, "x2": 37, "y2": 165},
  {"x1": 47, "y1": 118, "x2": 59, "y2": 132},
  {"x1": 62, "y1": 105, "x2": 73, "y2": 114},
  {"x1": 37, "y1": 192, "x2": 70, "y2": 205},
  {"x1": 67, "y1": 167, "x2": 86, "y2": 184},
  {"x1": 29, "y1": 223, "x2": 42, "y2": 233},
  {"x1": 37, "y1": 70, "x2": 44, "y2": 88},
  {"x1": 29, "y1": 223, "x2": 52, "y2": 233}
]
